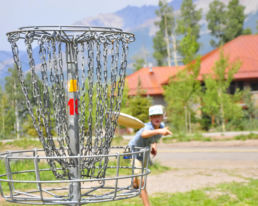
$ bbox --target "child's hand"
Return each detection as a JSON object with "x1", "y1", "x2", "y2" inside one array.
[
  {"x1": 151, "y1": 146, "x2": 157, "y2": 157},
  {"x1": 158, "y1": 127, "x2": 172, "y2": 136}
]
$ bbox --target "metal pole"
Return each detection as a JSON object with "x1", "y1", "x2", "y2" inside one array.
[{"x1": 66, "y1": 42, "x2": 81, "y2": 205}]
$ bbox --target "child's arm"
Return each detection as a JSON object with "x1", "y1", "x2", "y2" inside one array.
[
  {"x1": 141, "y1": 127, "x2": 172, "y2": 139},
  {"x1": 151, "y1": 143, "x2": 157, "y2": 157}
]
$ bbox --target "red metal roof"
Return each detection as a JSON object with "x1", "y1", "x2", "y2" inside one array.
[
  {"x1": 197, "y1": 35, "x2": 258, "y2": 81},
  {"x1": 126, "y1": 35, "x2": 258, "y2": 96},
  {"x1": 126, "y1": 66, "x2": 185, "y2": 96}
]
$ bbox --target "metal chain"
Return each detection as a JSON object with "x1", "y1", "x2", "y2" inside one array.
[{"x1": 8, "y1": 30, "x2": 134, "y2": 180}]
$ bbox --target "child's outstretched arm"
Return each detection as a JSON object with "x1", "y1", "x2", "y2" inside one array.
[{"x1": 141, "y1": 127, "x2": 172, "y2": 138}]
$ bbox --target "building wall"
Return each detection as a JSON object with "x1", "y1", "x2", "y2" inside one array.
[{"x1": 151, "y1": 95, "x2": 166, "y2": 107}]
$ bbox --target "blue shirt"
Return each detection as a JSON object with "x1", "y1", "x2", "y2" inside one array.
[{"x1": 129, "y1": 122, "x2": 165, "y2": 160}]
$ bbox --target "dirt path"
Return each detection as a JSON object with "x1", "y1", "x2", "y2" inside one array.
[{"x1": 145, "y1": 140, "x2": 258, "y2": 194}]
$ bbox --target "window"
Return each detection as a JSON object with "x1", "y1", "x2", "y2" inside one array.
[
  {"x1": 237, "y1": 81, "x2": 244, "y2": 91},
  {"x1": 229, "y1": 82, "x2": 235, "y2": 94},
  {"x1": 250, "y1": 82, "x2": 258, "y2": 91}
]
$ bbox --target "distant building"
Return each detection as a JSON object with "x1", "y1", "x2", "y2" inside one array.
[{"x1": 126, "y1": 35, "x2": 258, "y2": 107}]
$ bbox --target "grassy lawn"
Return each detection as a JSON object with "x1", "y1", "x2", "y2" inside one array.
[{"x1": 1, "y1": 179, "x2": 257, "y2": 205}]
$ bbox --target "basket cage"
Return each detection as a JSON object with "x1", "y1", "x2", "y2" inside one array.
[
  {"x1": 0, "y1": 147, "x2": 150, "y2": 205},
  {"x1": 5, "y1": 26, "x2": 137, "y2": 181}
]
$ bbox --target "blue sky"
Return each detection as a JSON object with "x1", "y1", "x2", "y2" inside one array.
[{"x1": 0, "y1": 0, "x2": 161, "y2": 51}]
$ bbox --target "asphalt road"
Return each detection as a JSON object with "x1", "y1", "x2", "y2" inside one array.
[{"x1": 153, "y1": 146, "x2": 258, "y2": 169}]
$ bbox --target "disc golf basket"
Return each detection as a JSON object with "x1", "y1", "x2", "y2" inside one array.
[{"x1": 0, "y1": 26, "x2": 150, "y2": 205}]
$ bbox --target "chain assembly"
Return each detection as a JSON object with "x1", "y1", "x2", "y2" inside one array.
[{"x1": 7, "y1": 26, "x2": 135, "y2": 180}]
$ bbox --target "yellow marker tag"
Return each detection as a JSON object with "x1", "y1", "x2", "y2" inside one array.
[{"x1": 68, "y1": 80, "x2": 78, "y2": 92}]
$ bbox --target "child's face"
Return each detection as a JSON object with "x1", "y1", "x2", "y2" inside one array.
[{"x1": 149, "y1": 114, "x2": 163, "y2": 128}]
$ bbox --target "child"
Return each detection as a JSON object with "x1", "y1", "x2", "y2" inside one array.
[{"x1": 128, "y1": 105, "x2": 172, "y2": 206}]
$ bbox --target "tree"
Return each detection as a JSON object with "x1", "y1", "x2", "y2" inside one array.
[
  {"x1": 132, "y1": 58, "x2": 145, "y2": 72},
  {"x1": 153, "y1": 0, "x2": 176, "y2": 66},
  {"x1": 202, "y1": 49, "x2": 242, "y2": 132},
  {"x1": 153, "y1": 31, "x2": 168, "y2": 66},
  {"x1": 176, "y1": 0, "x2": 202, "y2": 58},
  {"x1": 179, "y1": 27, "x2": 199, "y2": 64},
  {"x1": 242, "y1": 87, "x2": 258, "y2": 121},
  {"x1": 127, "y1": 77, "x2": 152, "y2": 124},
  {"x1": 206, "y1": 0, "x2": 251, "y2": 48},
  {"x1": 164, "y1": 57, "x2": 201, "y2": 133},
  {"x1": 0, "y1": 87, "x2": 8, "y2": 139},
  {"x1": 176, "y1": 0, "x2": 202, "y2": 38},
  {"x1": 4, "y1": 66, "x2": 25, "y2": 139},
  {"x1": 256, "y1": 20, "x2": 258, "y2": 34},
  {"x1": 206, "y1": 0, "x2": 227, "y2": 48},
  {"x1": 224, "y1": 0, "x2": 246, "y2": 42}
]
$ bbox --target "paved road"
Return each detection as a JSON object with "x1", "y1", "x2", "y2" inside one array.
[{"x1": 153, "y1": 146, "x2": 258, "y2": 169}]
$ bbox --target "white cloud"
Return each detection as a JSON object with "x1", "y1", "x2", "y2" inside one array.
[{"x1": 74, "y1": 13, "x2": 124, "y2": 29}]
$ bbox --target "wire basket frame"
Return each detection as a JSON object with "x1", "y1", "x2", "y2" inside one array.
[
  {"x1": 0, "y1": 146, "x2": 150, "y2": 205},
  {"x1": 6, "y1": 26, "x2": 135, "y2": 181}
]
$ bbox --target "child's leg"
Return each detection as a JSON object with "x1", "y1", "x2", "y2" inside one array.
[{"x1": 132, "y1": 158, "x2": 150, "y2": 206}]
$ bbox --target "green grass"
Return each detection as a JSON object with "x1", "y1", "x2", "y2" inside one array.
[
  {"x1": 111, "y1": 135, "x2": 129, "y2": 146},
  {"x1": 1, "y1": 176, "x2": 257, "y2": 205},
  {"x1": 233, "y1": 133, "x2": 258, "y2": 141},
  {"x1": 162, "y1": 133, "x2": 204, "y2": 143},
  {"x1": 0, "y1": 159, "x2": 57, "y2": 192},
  {"x1": 106, "y1": 157, "x2": 170, "y2": 176},
  {"x1": 3, "y1": 139, "x2": 43, "y2": 150},
  {"x1": 162, "y1": 132, "x2": 258, "y2": 143}
]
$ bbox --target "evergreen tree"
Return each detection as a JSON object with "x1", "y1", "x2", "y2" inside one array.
[
  {"x1": 256, "y1": 20, "x2": 258, "y2": 34},
  {"x1": 153, "y1": 0, "x2": 176, "y2": 66},
  {"x1": 224, "y1": 0, "x2": 246, "y2": 42},
  {"x1": 202, "y1": 49, "x2": 242, "y2": 132},
  {"x1": 153, "y1": 31, "x2": 168, "y2": 66},
  {"x1": 206, "y1": 0, "x2": 251, "y2": 48},
  {"x1": 206, "y1": 0, "x2": 227, "y2": 48},
  {"x1": 127, "y1": 77, "x2": 152, "y2": 123},
  {"x1": 176, "y1": 0, "x2": 202, "y2": 58},
  {"x1": 176, "y1": 0, "x2": 202, "y2": 38}
]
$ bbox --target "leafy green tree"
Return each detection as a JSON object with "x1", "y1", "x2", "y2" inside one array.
[
  {"x1": 179, "y1": 27, "x2": 199, "y2": 64},
  {"x1": 120, "y1": 80, "x2": 130, "y2": 114},
  {"x1": 206, "y1": 0, "x2": 251, "y2": 48},
  {"x1": 241, "y1": 28, "x2": 252, "y2": 35},
  {"x1": 132, "y1": 59, "x2": 145, "y2": 72},
  {"x1": 202, "y1": 49, "x2": 242, "y2": 132},
  {"x1": 242, "y1": 87, "x2": 258, "y2": 121},
  {"x1": 164, "y1": 58, "x2": 201, "y2": 133},
  {"x1": 153, "y1": 0, "x2": 176, "y2": 66},
  {"x1": 4, "y1": 66, "x2": 25, "y2": 139},
  {"x1": 127, "y1": 77, "x2": 152, "y2": 124},
  {"x1": 0, "y1": 87, "x2": 8, "y2": 139}
]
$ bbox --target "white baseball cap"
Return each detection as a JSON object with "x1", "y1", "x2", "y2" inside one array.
[{"x1": 149, "y1": 105, "x2": 163, "y2": 116}]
